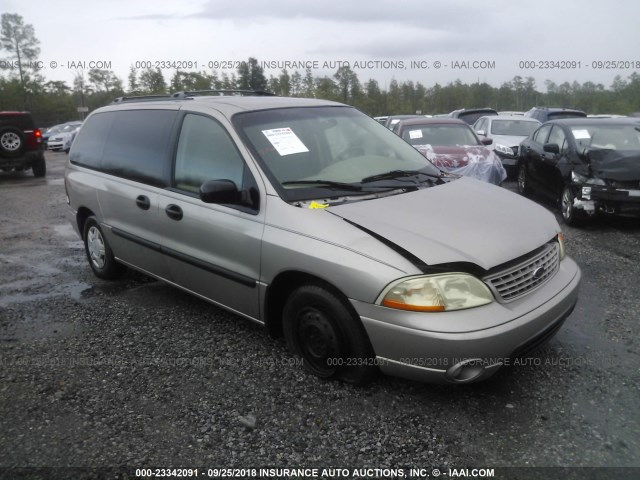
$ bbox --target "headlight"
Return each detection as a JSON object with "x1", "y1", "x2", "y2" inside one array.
[
  {"x1": 378, "y1": 273, "x2": 494, "y2": 312},
  {"x1": 557, "y1": 232, "x2": 566, "y2": 261},
  {"x1": 494, "y1": 143, "x2": 515, "y2": 156},
  {"x1": 571, "y1": 170, "x2": 605, "y2": 186}
]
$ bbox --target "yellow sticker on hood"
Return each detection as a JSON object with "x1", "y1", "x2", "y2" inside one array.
[{"x1": 309, "y1": 201, "x2": 329, "y2": 209}]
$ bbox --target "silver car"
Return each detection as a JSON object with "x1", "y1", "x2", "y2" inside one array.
[{"x1": 65, "y1": 93, "x2": 581, "y2": 385}]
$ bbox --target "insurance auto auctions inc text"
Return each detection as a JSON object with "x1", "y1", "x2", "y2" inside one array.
[{"x1": 204, "y1": 467, "x2": 495, "y2": 478}]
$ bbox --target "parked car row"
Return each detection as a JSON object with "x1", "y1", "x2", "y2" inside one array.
[{"x1": 377, "y1": 104, "x2": 638, "y2": 226}]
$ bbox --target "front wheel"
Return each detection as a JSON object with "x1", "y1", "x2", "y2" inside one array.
[
  {"x1": 83, "y1": 217, "x2": 126, "y2": 280},
  {"x1": 517, "y1": 164, "x2": 531, "y2": 196},
  {"x1": 283, "y1": 284, "x2": 378, "y2": 385},
  {"x1": 560, "y1": 185, "x2": 586, "y2": 226}
]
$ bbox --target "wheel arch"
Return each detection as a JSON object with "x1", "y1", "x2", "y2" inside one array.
[
  {"x1": 264, "y1": 270, "x2": 361, "y2": 339},
  {"x1": 76, "y1": 207, "x2": 96, "y2": 240}
]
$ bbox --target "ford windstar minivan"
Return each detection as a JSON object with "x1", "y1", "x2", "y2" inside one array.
[{"x1": 65, "y1": 91, "x2": 581, "y2": 385}]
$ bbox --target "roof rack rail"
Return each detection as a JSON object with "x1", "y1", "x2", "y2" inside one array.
[
  {"x1": 111, "y1": 94, "x2": 187, "y2": 104},
  {"x1": 111, "y1": 89, "x2": 276, "y2": 104},
  {"x1": 172, "y1": 89, "x2": 276, "y2": 97}
]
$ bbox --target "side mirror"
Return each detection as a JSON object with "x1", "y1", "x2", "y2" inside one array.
[
  {"x1": 199, "y1": 179, "x2": 241, "y2": 204},
  {"x1": 481, "y1": 138, "x2": 493, "y2": 146},
  {"x1": 543, "y1": 143, "x2": 560, "y2": 154}
]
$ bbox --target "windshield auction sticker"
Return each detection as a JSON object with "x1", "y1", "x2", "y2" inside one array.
[
  {"x1": 572, "y1": 129, "x2": 591, "y2": 139},
  {"x1": 409, "y1": 129, "x2": 423, "y2": 139},
  {"x1": 262, "y1": 128, "x2": 310, "y2": 156}
]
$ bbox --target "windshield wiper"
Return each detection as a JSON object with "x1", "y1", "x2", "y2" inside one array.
[
  {"x1": 281, "y1": 180, "x2": 363, "y2": 191},
  {"x1": 360, "y1": 169, "x2": 442, "y2": 184}
]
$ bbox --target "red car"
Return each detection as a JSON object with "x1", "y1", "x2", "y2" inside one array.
[{"x1": 392, "y1": 118, "x2": 506, "y2": 185}]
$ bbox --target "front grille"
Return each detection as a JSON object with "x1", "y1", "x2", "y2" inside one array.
[{"x1": 483, "y1": 242, "x2": 560, "y2": 303}]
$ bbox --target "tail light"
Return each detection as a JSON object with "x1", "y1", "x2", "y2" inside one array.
[{"x1": 34, "y1": 128, "x2": 43, "y2": 142}]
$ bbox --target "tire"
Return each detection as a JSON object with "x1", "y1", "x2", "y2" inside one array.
[
  {"x1": 0, "y1": 127, "x2": 25, "y2": 158},
  {"x1": 83, "y1": 217, "x2": 126, "y2": 280},
  {"x1": 283, "y1": 284, "x2": 378, "y2": 385},
  {"x1": 560, "y1": 185, "x2": 586, "y2": 226},
  {"x1": 517, "y1": 163, "x2": 531, "y2": 196},
  {"x1": 32, "y1": 156, "x2": 46, "y2": 177}
]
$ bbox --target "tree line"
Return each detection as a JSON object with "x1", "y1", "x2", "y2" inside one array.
[{"x1": 2, "y1": 13, "x2": 640, "y2": 127}]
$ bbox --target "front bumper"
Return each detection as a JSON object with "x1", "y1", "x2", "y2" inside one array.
[
  {"x1": 351, "y1": 256, "x2": 581, "y2": 384},
  {"x1": 574, "y1": 184, "x2": 640, "y2": 217},
  {"x1": 495, "y1": 150, "x2": 518, "y2": 167}
]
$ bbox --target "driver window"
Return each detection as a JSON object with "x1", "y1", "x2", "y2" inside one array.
[
  {"x1": 174, "y1": 114, "x2": 245, "y2": 193},
  {"x1": 547, "y1": 126, "x2": 567, "y2": 153},
  {"x1": 533, "y1": 124, "x2": 552, "y2": 144}
]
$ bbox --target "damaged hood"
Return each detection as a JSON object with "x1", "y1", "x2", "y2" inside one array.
[
  {"x1": 330, "y1": 177, "x2": 559, "y2": 271},
  {"x1": 588, "y1": 149, "x2": 640, "y2": 181}
]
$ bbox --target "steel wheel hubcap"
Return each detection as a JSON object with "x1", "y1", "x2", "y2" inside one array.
[
  {"x1": 87, "y1": 226, "x2": 106, "y2": 269},
  {"x1": 298, "y1": 308, "x2": 342, "y2": 376}
]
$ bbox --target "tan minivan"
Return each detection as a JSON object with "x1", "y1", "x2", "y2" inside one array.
[{"x1": 65, "y1": 92, "x2": 581, "y2": 385}]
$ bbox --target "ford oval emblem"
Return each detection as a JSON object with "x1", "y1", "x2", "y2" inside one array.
[{"x1": 532, "y1": 267, "x2": 546, "y2": 279}]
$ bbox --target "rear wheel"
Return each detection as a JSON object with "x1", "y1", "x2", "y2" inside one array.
[
  {"x1": 32, "y1": 156, "x2": 46, "y2": 177},
  {"x1": 283, "y1": 284, "x2": 378, "y2": 385},
  {"x1": 83, "y1": 217, "x2": 126, "y2": 280}
]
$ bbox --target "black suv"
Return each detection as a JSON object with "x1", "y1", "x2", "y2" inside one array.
[
  {"x1": 524, "y1": 107, "x2": 586, "y2": 123},
  {"x1": 449, "y1": 107, "x2": 498, "y2": 125},
  {"x1": 0, "y1": 111, "x2": 46, "y2": 177}
]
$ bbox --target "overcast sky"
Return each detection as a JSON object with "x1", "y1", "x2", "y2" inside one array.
[{"x1": 3, "y1": 0, "x2": 639, "y2": 91}]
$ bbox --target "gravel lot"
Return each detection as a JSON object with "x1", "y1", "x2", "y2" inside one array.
[{"x1": 1, "y1": 152, "x2": 639, "y2": 479}]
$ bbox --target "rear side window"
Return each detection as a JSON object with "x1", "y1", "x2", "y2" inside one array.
[{"x1": 70, "y1": 109, "x2": 177, "y2": 187}]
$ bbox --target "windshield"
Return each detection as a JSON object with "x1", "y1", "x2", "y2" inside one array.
[
  {"x1": 402, "y1": 124, "x2": 480, "y2": 147},
  {"x1": 47, "y1": 125, "x2": 65, "y2": 134},
  {"x1": 490, "y1": 120, "x2": 539, "y2": 136},
  {"x1": 571, "y1": 124, "x2": 640, "y2": 152},
  {"x1": 234, "y1": 106, "x2": 442, "y2": 201},
  {"x1": 61, "y1": 123, "x2": 81, "y2": 132}
]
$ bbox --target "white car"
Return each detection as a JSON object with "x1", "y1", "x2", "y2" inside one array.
[
  {"x1": 48, "y1": 122, "x2": 83, "y2": 153},
  {"x1": 473, "y1": 115, "x2": 541, "y2": 176}
]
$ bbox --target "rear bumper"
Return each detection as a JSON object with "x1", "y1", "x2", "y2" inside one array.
[{"x1": 0, "y1": 149, "x2": 44, "y2": 169}]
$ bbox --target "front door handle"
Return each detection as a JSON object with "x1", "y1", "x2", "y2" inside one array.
[
  {"x1": 135, "y1": 195, "x2": 150, "y2": 210},
  {"x1": 165, "y1": 204, "x2": 183, "y2": 221}
]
